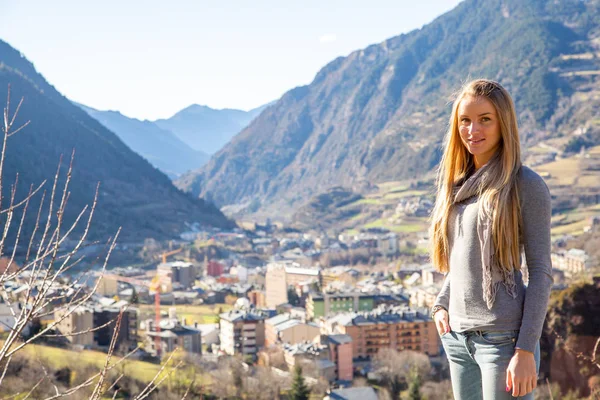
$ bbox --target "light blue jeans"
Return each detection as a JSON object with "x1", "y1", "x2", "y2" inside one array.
[{"x1": 440, "y1": 330, "x2": 540, "y2": 400}]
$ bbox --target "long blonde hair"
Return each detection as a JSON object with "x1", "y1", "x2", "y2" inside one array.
[{"x1": 430, "y1": 79, "x2": 522, "y2": 273}]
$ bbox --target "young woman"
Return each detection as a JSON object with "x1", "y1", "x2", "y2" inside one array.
[{"x1": 429, "y1": 79, "x2": 553, "y2": 399}]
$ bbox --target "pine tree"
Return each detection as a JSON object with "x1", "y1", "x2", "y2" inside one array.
[
  {"x1": 289, "y1": 365, "x2": 310, "y2": 400},
  {"x1": 408, "y1": 367, "x2": 422, "y2": 400}
]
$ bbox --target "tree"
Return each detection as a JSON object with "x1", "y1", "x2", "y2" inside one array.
[
  {"x1": 372, "y1": 349, "x2": 430, "y2": 399},
  {"x1": 0, "y1": 87, "x2": 183, "y2": 398},
  {"x1": 287, "y1": 287, "x2": 300, "y2": 306},
  {"x1": 289, "y1": 365, "x2": 310, "y2": 400},
  {"x1": 408, "y1": 366, "x2": 422, "y2": 400}
]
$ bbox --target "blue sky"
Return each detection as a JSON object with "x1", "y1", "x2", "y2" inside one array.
[{"x1": 0, "y1": 0, "x2": 462, "y2": 120}]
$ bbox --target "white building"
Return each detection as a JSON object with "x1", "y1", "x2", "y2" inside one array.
[{"x1": 551, "y1": 248, "x2": 592, "y2": 277}]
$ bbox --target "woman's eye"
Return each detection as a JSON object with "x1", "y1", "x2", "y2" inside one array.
[
  {"x1": 481, "y1": 117, "x2": 490, "y2": 122},
  {"x1": 460, "y1": 118, "x2": 470, "y2": 123}
]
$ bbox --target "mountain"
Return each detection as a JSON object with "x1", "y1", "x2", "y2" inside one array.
[
  {"x1": 76, "y1": 103, "x2": 209, "y2": 178},
  {"x1": 0, "y1": 40, "x2": 235, "y2": 241},
  {"x1": 176, "y1": 0, "x2": 600, "y2": 219},
  {"x1": 289, "y1": 187, "x2": 364, "y2": 231},
  {"x1": 154, "y1": 102, "x2": 271, "y2": 154}
]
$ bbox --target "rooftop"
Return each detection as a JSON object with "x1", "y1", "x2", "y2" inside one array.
[
  {"x1": 328, "y1": 387, "x2": 378, "y2": 400},
  {"x1": 220, "y1": 309, "x2": 266, "y2": 323},
  {"x1": 325, "y1": 305, "x2": 430, "y2": 326},
  {"x1": 311, "y1": 291, "x2": 374, "y2": 301},
  {"x1": 327, "y1": 334, "x2": 353, "y2": 345},
  {"x1": 266, "y1": 313, "x2": 293, "y2": 326},
  {"x1": 285, "y1": 266, "x2": 320, "y2": 276},
  {"x1": 283, "y1": 341, "x2": 328, "y2": 356}
]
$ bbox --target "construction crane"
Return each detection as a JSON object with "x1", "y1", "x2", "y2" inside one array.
[
  {"x1": 149, "y1": 274, "x2": 170, "y2": 357},
  {"x1": 161, "y1": 248, "x2": 183, "y2": 264},
  {"x1": 100, "y1": 273, "x2": 170, "y2": 357}
]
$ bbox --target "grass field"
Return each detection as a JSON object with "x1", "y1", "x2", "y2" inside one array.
[
  {"x1": 534, "y1": 145, "x2": 600, "y2": 188},
  {"x1": 376, "y1": 181, "x2": 407, "y2": 191},
  {"x1": 338, "y1": 177, "x2": 433, "y2": 237},
  {"x1": 577, "y1": 174, "x2": 600, "y2": 187},
  {"x1": 355, "y1": 198, "x2": 383, "y2": 205},
  {"x1": 551, "y1": 204, "x2": 599, "y2": 237},
  {"x1": 552, "y1": 219, "x2": 590, "y2": 236},
  {"x1": 536, "y1": 157, "x2": 581, "y2": 186},
  {"x1": 22, "y1": 343, "x2": 166, "y2": 383},
  {"x1": 138, "y1": 303, "x2": 233, "y2": 324},
  {"x1": 382, "y1": 190, "x2": 428, "y2": 200},
  {"x1": 362, "y1": 217, "x2": 428, "y2": 234},
  {"x1": 13, "y1": 342, "x2": 212, "y2": 395}
]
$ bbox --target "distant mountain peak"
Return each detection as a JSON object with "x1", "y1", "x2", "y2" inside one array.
[
  {"x1": 77, "y1": 102, "x2": 209, "y2": 178},
  {"x1": 154, "y1": 100, "x2": 274, "y2": 154}
]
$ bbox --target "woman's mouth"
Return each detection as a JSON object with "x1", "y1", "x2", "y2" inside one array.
[{"x1": 469, "y1": 138, "x2": 485, "y2": 145}]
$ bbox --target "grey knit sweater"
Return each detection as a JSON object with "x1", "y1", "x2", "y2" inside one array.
[{"x1": 433, "y1": 166, "x2": 553, "y2": 353}]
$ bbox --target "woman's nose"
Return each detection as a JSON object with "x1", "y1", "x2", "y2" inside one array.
[{"x1": 469, "y1": 122, "x2": 481, "y2": 134}]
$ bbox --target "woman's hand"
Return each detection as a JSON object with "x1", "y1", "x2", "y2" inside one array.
[
  {"x1": 506, "y1": 349, "x2": 537, "y2": 396},
  {"x1": 434, "y1": 308, "x2": 450, "y2": 336}
]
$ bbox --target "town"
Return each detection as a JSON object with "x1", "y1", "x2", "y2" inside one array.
[{"x1": 1, "y1": 208, "x2": 597, "y2": 399}]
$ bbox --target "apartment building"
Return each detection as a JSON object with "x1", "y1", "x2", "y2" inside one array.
[
  {"x1": 265, "y1": 262, "x2": 320, "y2": 308},
  {"x1": 219, "y1": 309, "x2": 266, "y2": 356},
  {"x1": 323, "y1": 305, "x2": 439, "y2": 358},
  {"x1": 320, "y1": 267, "x2": 360, "y2": 288},
  {"x1": 420, "y1": 265, "x2": 446, "y2": 286},
  {"x1": 408, "y1": 285, "x2": 440, "y2": 309},
  {"x1": 144, "y1": 316, "x2": 202, "y2": 355},
  {"x1": 54, "y1": 306, "x2": 94, "y2": 347},
  {"x1": 283, "y1": 342, "x2": 336, "y2": 382},
  {"x1": 93, "y1": 306, "x2": 138, "y2": 350},
  {"x1": 377, "y1": 232, "x2": 399, "y2": 256},
  {"x1": 247, "y1": 289, "x2": 267, "y2": 308},
  {"x1": 265, "y1": 313, "x2": 320, "y2": 346},
  {"x1": 157, "y1": 261, "x2": 196, "y2": 289},
  {"x1": 551, "y1": 248, "x2": 592, "y2": 278},
  {"x1": 206, "y1": 260, "x2": 225, "y2": 277},
  {"x1": 323, "y1": 334, "x2": 353, "y2": 382}
]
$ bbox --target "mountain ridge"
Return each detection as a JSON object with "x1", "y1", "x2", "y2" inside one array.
[
  {"x1": 76, "y1": 102, "x2": 210, "y2": 178},
  {"x1": 154, "y1": 102, "x2": 272, "y2": 154},
  {"x1": 0, "y1": 39, "x2": 235, "y2": 241},
  {"x1": 176, "y1": 0, "x2": 600, "y2": 220}
]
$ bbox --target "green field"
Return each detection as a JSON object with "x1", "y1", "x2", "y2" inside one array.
[
  {"x1": 22, "y1": 343, "x2": 171, "y2": 383},
  {"x1": 536, "y1": 157, "x2": 582, "y2": 186},
  {"x1": 14, "y1": 343, "x2": 213, "y2": 398},
  {"x1": 535, "y1": 145, "x2": 600, "y2": 187},
  {"x1": 551, "y1": 203, "x2": 600, "y2": 237},
  {"x1": 362, "y1": 217, "x2": 428, "y2": 234},
  {"x1": 355, "y1": 197, "x2": 384, "y2": 205},
  {"x1": 336, "y1": 177, "x2": 433, "y2": 237},
  {"x1": 383, "y1": 190, "x2": 428, "y2": 200},
  {"x1": 138, "y1": 303, "x2": 233, "y2": 325}
]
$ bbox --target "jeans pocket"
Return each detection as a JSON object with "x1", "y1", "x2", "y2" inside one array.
[
  {"x1": 440, "y1": 331, "x2": 454, "y2": 340},
  {"x1": 478, "y1": 330, "x2": 518, "y2": 345}
]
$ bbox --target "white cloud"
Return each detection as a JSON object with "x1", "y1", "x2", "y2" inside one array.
[{"x1": 319, "y1": 34, "x2": 337, "y2": 43}]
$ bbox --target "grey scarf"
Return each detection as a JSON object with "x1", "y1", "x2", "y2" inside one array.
[{"x1": 452, "y1": 153, "x2": 518, "y2": 309}]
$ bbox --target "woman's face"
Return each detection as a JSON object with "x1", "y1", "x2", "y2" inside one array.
[{"x1": 457, "y1": 95, "x2": 502, "y2": 168}]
